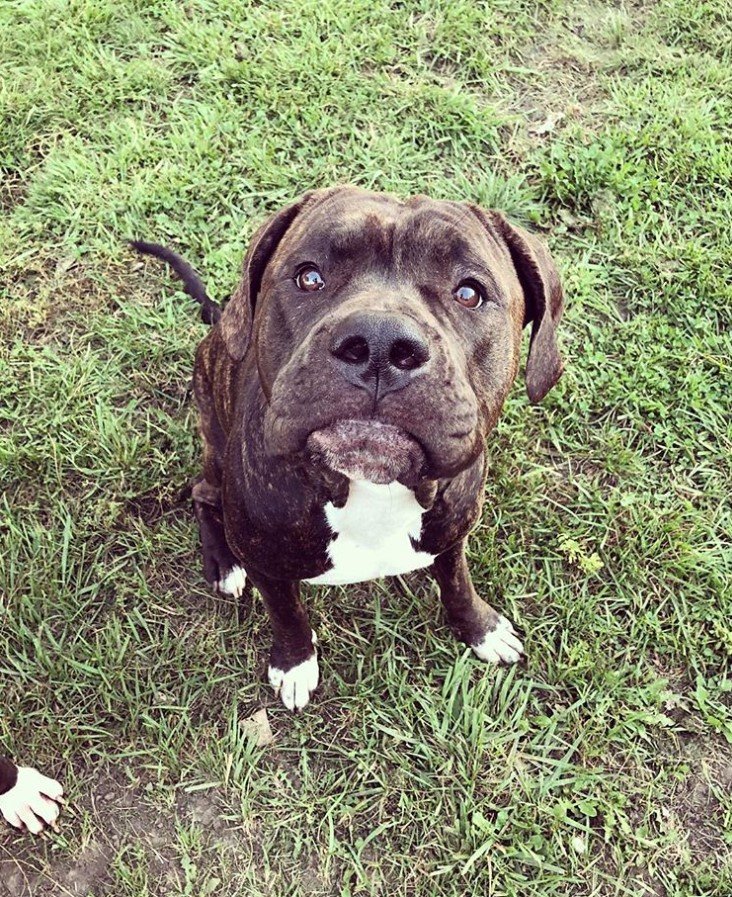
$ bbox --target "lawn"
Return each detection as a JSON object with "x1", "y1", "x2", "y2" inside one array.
[{"x1": 1, "y1": 0, "x2": 731, "y2": 894}]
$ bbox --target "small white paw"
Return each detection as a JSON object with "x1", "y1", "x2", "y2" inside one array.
[
  {"x1": 0, "y1": 766, "x2": 64, "y2": 834},
  {"x1": 217, "y1": 565, "x2": 247, "y2": 598},
  {"x1": 268, "y1": 653, "x2": 320, "y2": 711},
  {"x1": 471, "y1": 616, "x2": 524, "y2": 664}
]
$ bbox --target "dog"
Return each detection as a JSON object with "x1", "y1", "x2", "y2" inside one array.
[
  {"x1": 0, "y1": 757, "x2": 63, "y2": 833},
  {"x1": 132, "y1": 186, "x2": 563, "y2": 711}
]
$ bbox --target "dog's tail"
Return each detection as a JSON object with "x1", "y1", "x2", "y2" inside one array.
[{"x1": 129, "y1": 241, "x2": 222, "y2": 325}]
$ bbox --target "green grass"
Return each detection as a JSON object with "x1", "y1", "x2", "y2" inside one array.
[{"x1": 1, "y1": 0, "x2": 731, "y2": 894}]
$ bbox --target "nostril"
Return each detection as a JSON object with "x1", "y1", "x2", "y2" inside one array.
[
  {"x1": 390, "y1": 339, "x2": 429, "y2": 371},
  {"x1": 333, "y1": 335, "x2": 369, "y2": 366}
]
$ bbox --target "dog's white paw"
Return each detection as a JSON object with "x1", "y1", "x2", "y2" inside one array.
[
  {"x1": 0, "y1": 767, "x2": 64, "y2": 834},
  {"x1": 471, "y1": 616, "x2": 524, "y2": 664},
  {"x1": 268, "y1": 653, "x2": 320, "y2": 711},
  {"x1": 217, "y1": 565, "x2": 247, "y2": 598}
]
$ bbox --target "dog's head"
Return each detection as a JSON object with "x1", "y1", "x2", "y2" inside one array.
[{"x1": 220, "y1": 187, "x2": 563, "y2": 484}]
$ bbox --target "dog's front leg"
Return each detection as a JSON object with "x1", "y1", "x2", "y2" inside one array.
[
  {"x1": 192, "y1": 479, "x2": 248, "y2": 599},
  {"x1": 247, "y1": 572, "x2": 319, "y2": 711},
  {"x1": 431, "y1": 541, "x2": 524, "y2": 664}
]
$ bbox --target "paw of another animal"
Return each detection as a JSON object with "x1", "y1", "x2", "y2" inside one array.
[
  {"x1": 471, "y1": 615, "x2": 524, "y2": 664},
  {"x1": 216, "y1": 564, "x2": 247, "y2": 598},
  {"x1": 0, "y1": 767, "x2": 64, "y2": 834},
  {"x1": 268, "y1": 651, "x2": 320, "y2": 711}
]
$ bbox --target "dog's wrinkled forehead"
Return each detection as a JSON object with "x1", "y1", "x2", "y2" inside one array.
[{"x1": 275, "y1": 189, "x2": 501, "y2": 278}]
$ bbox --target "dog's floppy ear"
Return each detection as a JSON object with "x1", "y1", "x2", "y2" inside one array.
[
  {"x1": 478, "y1": 211, "x2": 564, "y2": 403},
  {"x1": 494, "y1": 213, "x2": 564, "y2": 403},
  {"x1": 220, "y1": 190, "x2": 323, "y2": 360}
]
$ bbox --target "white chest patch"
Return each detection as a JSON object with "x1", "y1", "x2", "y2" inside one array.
[{"x1": 305, "y1": 480, "x2": 435, "y2": 586}]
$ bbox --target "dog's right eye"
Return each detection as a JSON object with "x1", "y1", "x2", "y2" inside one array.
[
  {"x1": 295, "y1": 266, "x2": 325, "y2": 292},
  {"x1": 453, "y1": 280, "x2": 485, "y2": 309}
]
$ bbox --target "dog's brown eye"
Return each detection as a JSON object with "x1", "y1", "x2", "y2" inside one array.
[
  {"x1": 296, "y1": 266, "x2": 325, "y2": 292},
  {"x1": 453, "y1": 281, "x2": 485, "y2": 309}
]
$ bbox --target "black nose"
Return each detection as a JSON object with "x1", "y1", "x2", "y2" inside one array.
[{"x1": 330, "y1": 312, "x2": 430, "y2": 401}]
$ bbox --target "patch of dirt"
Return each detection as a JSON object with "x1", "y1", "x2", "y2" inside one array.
[
  {"x1": 0, "y1": 177, "x2": 27, "y2": 215},
  {"x1": 0, "y1": 767, "x2": 248, "y2": 897},
  {"x1": 547, "y1": 454, "x2": 621, "y2": 489},
  {"x1": 2, "y1": 258, "x2": 115, "y2": 347},
  {"x1": 503, "y1": 0, "x2": 662, "y2": 152},
  {"x1": 671, "y1": 737, "x2": 732, "y2": 865},
  {"x1": 2, "y1": 250, "x2": 190, "y2": 353},
  {"x1": 588, "y1": 729, "x2": 732, "y2": 894},
  {"x1": 123, "y1": 486, "x2": 189, "y2": 528},
  {"x1": 1, "y1": 843, "x2": 114, "y2": 897}
]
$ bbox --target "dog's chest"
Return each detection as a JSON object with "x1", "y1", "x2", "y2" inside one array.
[{"x1": 305, "y1": 481, "x2": 435, "y2": 586}]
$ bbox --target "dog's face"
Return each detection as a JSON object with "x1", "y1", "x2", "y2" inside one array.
[{"x1": 220, "y1": 187, "x2": 563, "y2": 483}]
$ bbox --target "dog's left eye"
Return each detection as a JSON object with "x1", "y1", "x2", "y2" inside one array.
[
  {"x1": 453, "y1": 280, "x2": 485, "y2": 309},
  {"x1": 295, "y1": 265, "x2": 325, "y2": 292}
]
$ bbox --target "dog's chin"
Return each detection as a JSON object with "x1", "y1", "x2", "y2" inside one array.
[{"x1": 306, "y1": 420, "x2": 425, "y2": 487}]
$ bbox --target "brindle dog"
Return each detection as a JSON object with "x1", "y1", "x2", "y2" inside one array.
[{"x1": 133, "y1": 186, "x2": 563, "y2": 710}]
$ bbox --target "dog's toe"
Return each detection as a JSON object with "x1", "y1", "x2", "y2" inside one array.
[
  {"x1": 471, "y1": 616, "x2": 524, "y2": 664},
  {"x1": 217, "y1": 565, "x2": 247, "y2": 598},
  {"x1": 268, "y1": 653, "x2": 320, "y2": 711}
]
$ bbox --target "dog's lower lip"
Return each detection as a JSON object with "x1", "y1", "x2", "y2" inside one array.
[
  {"x1": 307, "y1": 419, "x2": 425, "y2": 457},
  {"x1": 306, "y1": 419, "x2": 425, "y2": 485},
  {"x1": 309, "y1": 418, "x2": 412, "y2": 442}
]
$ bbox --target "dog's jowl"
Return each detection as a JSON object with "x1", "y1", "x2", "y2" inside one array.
[{"x1": 134, "y1": 187, "x2": 564, "y2": 711}]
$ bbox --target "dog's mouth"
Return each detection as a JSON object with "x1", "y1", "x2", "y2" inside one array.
[{"x1": 306, "y1": 419, "x2": 425, "y2": 486}]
